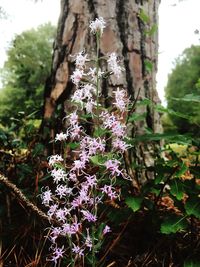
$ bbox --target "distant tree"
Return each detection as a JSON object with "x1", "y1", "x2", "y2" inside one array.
[
  {"x1": 165, "y1": 45, "x2": 200, "y2": 135},
  {"x1": 0, "y1": 23, "x2": 56, "y2": 126},
  {"x1": 161, "y1": 113, "x2": 177, "y2": 133}
]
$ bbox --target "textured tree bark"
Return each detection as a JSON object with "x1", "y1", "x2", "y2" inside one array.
[{"x1": 42, "y1": 0, "x2": 162, "y2": 185}]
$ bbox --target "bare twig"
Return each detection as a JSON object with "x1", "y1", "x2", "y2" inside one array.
[{"x1": 0, "y1": 173, "x2": 51, "y2": 223}]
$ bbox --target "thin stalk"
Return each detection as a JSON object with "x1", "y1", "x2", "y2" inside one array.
[
  {"x1": 67, "y1": 235, "x2": 75, "y2": 267},
  {"x1": 90, "y1": 183, "x2": 98, "y2": 266},
  {"x1": 96, "y1": 32, "x2": 100, "y2": 130},
  {"x1": 91, "y1": 225, "x2": 96, "y2": 267},
  {"x1": 91, "y1": 32, "x2": 101, "y2": 263}
]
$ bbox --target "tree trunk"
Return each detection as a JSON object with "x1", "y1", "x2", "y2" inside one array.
[{"x1": 42, "y1": 0, "x2": 162, "y2": 185}]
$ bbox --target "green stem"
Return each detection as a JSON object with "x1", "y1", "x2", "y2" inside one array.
[
  {"x1": 91, "y1": 225, "x2": 96, "y2": 267},
  {"x1": 90, "y1": 31, "x2": 101, "y2": 267},
  {"x1": 96, "y1": 32, "x2": 100, "y2": 130},
  {"x1": 67, "y1": 235, "x2": 75, "y2": 267}
]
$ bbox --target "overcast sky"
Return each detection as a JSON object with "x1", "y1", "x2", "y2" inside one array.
[
  {"x1": 158, "y1": 0, "x2": 200, "y2": 104},
  {"x1": 0, "y1": 0, "x2": 200, "y2": 104},
  {"x1": 0, "y1": 0, "x2": 60, "y2": 63}
]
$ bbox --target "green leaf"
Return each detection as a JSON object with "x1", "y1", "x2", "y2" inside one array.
[
  {"x1": 18, "y1": 163, "x2": 33, "y2": 174},
  {"x1": 32, "y1": 143, "x2": 44, "y2": 157},
  {"x1": 125, "y1": 196, "x2": 143, "y2": 212},
  {"x1": 131, "y1": 133, "x2": 191, "y2": 144},
  {"x1": 150, "y1": 187, "x2": 160, "y2": 196},
  {"x1": 69, "y1": 142, "x2": 79, "y2": 149},
  {"x1": 53, "y1": 163, "x2": 65, "y2": 169},
  {"x1": 185, "y1": 197, "x2": 200, "y2": 219},
  {"x1": 139, "y1": 9, "x2": 150, "y2": 23},
  {"x1": 128, "y1": 112, "x2": 147, "y2": 122},
  {"x1": 169, "y1": 179, "x2": 184, "y2": 200},
  {"x1": 144, "y1": 60, "x2": 153, "y2": 73},
  {"x1": 155, "y1": 104, "x2": 192, "y2": 120},
  {"x1": 145, "y1": 24, "x2": 158, "y2": 36},
  {"x1": 182, "y1": 180, "x2": 199, "y2": 195},
  {"x1": 136, "y1": 98, "x2": 152, "y2": 106},
  {"x1": 94, "y1": 127, "x2": 108, "y2": 137},
  {"x1": 155, "y1": 173, "x2": 165, "y2": 184},
  {"x1": 184, "y1": 260, "x2": 200, "y2": 267},
  {"x1": 172, "y1": 94, "x2": 200, "y2": 103},
  {"x1": 0, "y1": 129, "x2": 7, "y2": 142},
  {"x1": 175, "y1": 162, "x2": 188, "y2": 177},
  {"x1": 160, "y1": 214, "x2": 188, "y2": 234},
  {"x1": 90, "y1": 154, "x2": 107, "y2": 166},
  {"x1": 80, "y1": 113, "x2": 93, "y2": 119}
]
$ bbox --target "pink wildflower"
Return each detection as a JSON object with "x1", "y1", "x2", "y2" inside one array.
[
  {"x1": 105, "y1": 159, "x2": 122, "y2": 176},
  {"x1": 85, "y1": 174, "x2": 97, "y2": 188},
  {"x1": 75, "y1": 51, "x2": 88, "y2": 69},
  {"x1": 101, "y1": 184, "x2": 118, "y2": 200},
  {"x1": 51, "y1": 246, "x2": 65, "y2": 264},
  {"x1": 112, "y1": 138, "x2": 129, "y2": 153},
  {"x1": 49, "y1": 227, "x2": 62, "y2": 243},
  {"x1": 55, "y1": 132, "x2": 68, "y2": 142},
  {"x1": 69, "y1": 124, "x2": 82, "y2": 140},
  {"x1": 89, "y1": 17, "x2": 106, "y2": 36},
  {"x1": 62, "y1": 223, "x2": 71, "y2": 235},
  {"x1": 103, "y1": 225, "x2": 111, "y2": 235},
  {"x1": 100, "y1": 111, "x2": 116, "y2": 129},
  {"x1": 70, "y1": 220, "x2": 81, "y2": 234},
  {"x1": 41, "y1": 187, "x2": 52, "y2": 206},
  {"x1": 111, "y1": 121, "x2": 126, "y2": 137},
  {"x1": 71, "y1": 89, "x2": 84, "y2": 103},
  {"x1": 80, "y1": 136, "x2": 105, "y2": 156},
  {"x1": 48, "y1": 155, "x2": 63, "y2": 167},
  {"x1": 87, "y1": 67, "x2": 104, "y2": 82},
  {"x1": 85, "y1": 99, "x2": 95, "y2": 113},
  {"x1": 107, "y1": 53, "x2": 123, "y2": 78},
  {"x1": 47, "y1": 203, "x2": 58, "y2": 218},
  {"x1": 71, "y1": 68, "x2": 84, "y2": 86},
  {"x1": 72, "y1": 159, "x2": 86, "y2": 172},
  {"x1": 85, "y1": 229, "x2": 93, "y2": 250},
  {"x1": 113, "y1": 88, "x2": 128, "y2": 111},
  {"x1": 68, "y1": 111, "x2": 78, "y2": 126},
  {"x1": 71, "y1": 196, "x2": 83, "y2": 208},
  {"x1": 81, "y1": 210, "x2": 97, "y2": 222},
  {"x1": 72, "y1": 244, "x2": 84, "y2": 257},
  {"x1": 55, "y1": 184, "x2": 72, "y2": 198},
  {"x1": 82, "y1": 84, "x2": 95, "y2": 99},
  {"x1": 51, "y1": 168, "x2": 67, "y2": 184},
  {"x1": 68, "y1": 172, "x2": 78, "y2": 182},
  {"x1": 55, "y1": 208, "x2": 67, "y2": 222}
]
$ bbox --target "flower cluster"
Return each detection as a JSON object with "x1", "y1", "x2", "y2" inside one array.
[
  {"x1": 89, "y1": 17, "x2": 106, "y2": 36},
  {"x1": 107, "y1": 53, "x2": 124, "y2": 79},
  {"x1": 41, "y1": 17, "x2": 130, "y2": 266}
]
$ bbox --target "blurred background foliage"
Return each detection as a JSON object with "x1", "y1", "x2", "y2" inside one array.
[
  {"x1": 0, "y1": 22, "x2": 56, "y2": 128},
  {"x1": 164, "y1": 45, "x2": 200, "y2": 136}
]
